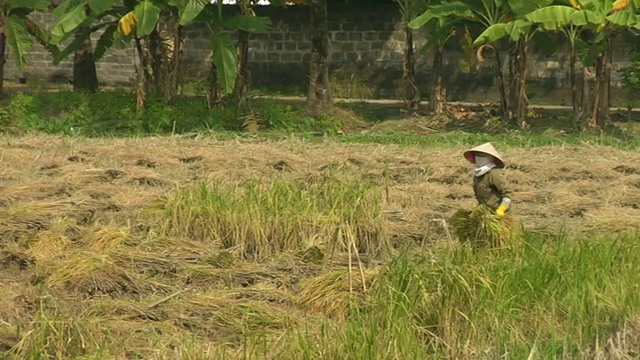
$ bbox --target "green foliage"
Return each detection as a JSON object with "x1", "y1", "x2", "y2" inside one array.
[
  {"x1": 0, "y1": 1, "x2": 51, "y2": 72},
  {"x1": 619, "y1": 44, "x2": 640, "y2": 107},
  {"x1": 134, "y1": 1, "x2": 162, "y2": 37},
  {"x1": 46, "y1": 0, "x2": 271, "y2": 96},
  {"x1": 0, "y1": 91, "x2": 345, "y2": 136},
  {"x1": 177, "y1": 0, "x2": 209, "y2": 26},
  {"x1": 190, "y1": 1, "x2": 272, "y2": 95},
  {"x1": 258, "y1": 101, "x2": 343, "y2": 133},
  {"x1": 271, "y1": 232, "x2": 640, "y2": 358},
  {"x1": 210, "y1": 32, "x2": 238, "y2": 94}
]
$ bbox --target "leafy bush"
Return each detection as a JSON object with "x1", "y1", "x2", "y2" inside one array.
[
  {"x1": 619, "y1": 44, "x2": 640, "y2": 108},
  {"x1": 1, "y1": 91, "x2": 345, "y2": 136}
]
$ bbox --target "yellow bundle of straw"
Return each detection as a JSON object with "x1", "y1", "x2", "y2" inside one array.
[{"x1": 450, "y1": 205, "x2": 519, "y2": 249}]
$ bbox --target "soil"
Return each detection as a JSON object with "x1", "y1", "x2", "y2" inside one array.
[{"x1": 1, "y1": 133, "x2": 639, "y2": 356}]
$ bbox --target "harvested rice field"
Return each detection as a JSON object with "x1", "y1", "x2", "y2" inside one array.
[{"x1": 1, "y1": 134, "x2": 640, "y2": 359}]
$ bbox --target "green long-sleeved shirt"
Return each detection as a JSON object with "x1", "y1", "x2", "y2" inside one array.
[{"x1": 472, "y1": 169, "x2": 512, "y2": 211}]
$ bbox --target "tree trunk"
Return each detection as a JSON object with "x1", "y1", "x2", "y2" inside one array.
[
  {"x1": 428, "y1": 45, "x2": 445, "y2": 114},
  {"x1": 134, "y1": 36, "x2": 151, "y2": 109},
  {"x1": 589, "y1": 43, "x2": 612, "y2": 129},
  {"x1": 569, "y1": 41, "x2": 579, "y2": 116},
  {"x1": 601, "y1": 39, "x2": 612, "y2": 125},
  {"x1": 208, "y1": 59, "x2": 219, "y2": 110},
  {"x1": 73, "y1": 29, "x2": 99, "y2": 92},
  {"x1": 589, "y1": 54, "x2": 604, "y2": 129},
  {"x1": 402, "y1": 25, "x2": 420, "y2": 112},
  {"x1": 577, "y1": 66, "x2": 592, "y2": 127},
  {"x1": 492, "y1": 48, "x2": 509, "y2": 121},
  {"x1": 234, "y1": 29, "x2": 250, "y2": 109},
  {"x1": 0, "y1": 32, "x2": 6, "y2": 100},
  {"x1": 234, "y1": 0, "x2": 252, "y2": 109},
  {"x1": 150, "y1": 10, "x2": 181, "y2": 106},
  {"x1": 307, "y1": 0, "x2": 332, "y2": 116},
  {"x1": 509, "y1": 39, "x2": 528, "y2": 128}
]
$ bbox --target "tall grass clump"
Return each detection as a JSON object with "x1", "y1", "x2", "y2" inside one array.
[
  {"x1": 266, "y1": 250, "x2": 431, "y2": 359},
  {"x1": 9, "y1": 298, "x2": 110, "y2": 359},
  {"x1": 261, "y1": 232, "x2": 640, "y2": 359},
  {"x1": 158, "y1": 175, "x2": 387, "y2": 259},
  {"x1": 420, "y1": 232, "x2": 640, "y2": 358}
]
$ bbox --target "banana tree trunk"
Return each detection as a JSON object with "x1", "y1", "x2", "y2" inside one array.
[
  {"x1": 234, "y1": 29, "x2": 250, "y2": 109},
  {"x1": 208, "y1": 59, "x2": 219, "y2": 109},
  {"x1": 589, "y1": 43, "x2": 612, "y2": 129},
  {"x1": 589, "y1": 56, "x2": 603, "y2": 129},
  {"x1": 601, "y1": 38, "x2": 612, "y2": 124},
  {"x1": 0, "y1": 32, "x2": 5, "y2": 100},
  {"x1": 508, "y1": 39, "x2": 528, "y2": 128},
  {"x1": 577, "y1": 66, "x2": 592, "y2": 126},
  {"x1": 134, "y1": 36, "x2": 151, "y2": 109},
  {"x1": 428, "y1": 44, "x2": 445, "y2": 114},
  {"x1": 307, "y1": 0, "x2": 332, "y2": 116},
  {"x1": 73, "y1": 29, "x2": 98, "y2": 92},
  {"x1": 492, "y1": 48, "x2": 509, "y2": 121},
  {"x1": 150, "y1": 10, "x2": 181, "y2": 106},
  {"x1": 234, "y1": 0, "x2": 251, "y2": 109},
  {"x1": 402, "y1": 25, "x2": 420, "y2": 111},
  {"x1": 569, "y1": 41, "x2": 580, "y2": 116}
]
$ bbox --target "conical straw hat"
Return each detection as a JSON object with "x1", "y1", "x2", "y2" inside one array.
[{"x1": 463, "y1": 142, "x2": 505, "y2": 168}]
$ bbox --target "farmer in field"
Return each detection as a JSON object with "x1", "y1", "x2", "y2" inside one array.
[
  {"x1": 451, "y1": 142, "x2": 516, "y2": 248},
  {"x1": 464, "y1": 142, "x2": 512, "y2": 216}
]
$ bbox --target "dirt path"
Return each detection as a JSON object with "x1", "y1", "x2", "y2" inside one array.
[{"x1": 256, "y1": 95, "x2": 640, "y2": 113}]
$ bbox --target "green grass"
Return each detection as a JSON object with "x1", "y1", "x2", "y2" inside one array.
[
  {"x1": 258, "y1": 231, "x2": 640, "y2": 359},
  {"x1": 2, "y1": 90, "x2": 639, "y2": 151},
  {"x1": 0, "y1": 90, "x2": 339, "y2": 136}
]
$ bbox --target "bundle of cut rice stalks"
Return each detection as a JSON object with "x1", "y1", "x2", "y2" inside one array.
[
  {"x1": 298, "y1": 268, "x2": 378, "y2": 320},
  {"x1": 449, "y1": 205, "x2": 520, "y2": 249}
]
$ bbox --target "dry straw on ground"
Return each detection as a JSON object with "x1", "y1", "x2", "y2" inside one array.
[
  {"x1": 298, "y1": 268, "x2": 378, "y2": 320},
  {"x1": 1, "y1": 135, "x2": 640, "y2": 356}
]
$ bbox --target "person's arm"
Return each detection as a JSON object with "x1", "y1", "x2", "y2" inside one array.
[{"x1": 490, "y1": 170, "x2": 512, "y2": 216}]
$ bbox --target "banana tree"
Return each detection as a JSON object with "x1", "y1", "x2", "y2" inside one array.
[
  {"x1": 473, "y1": 0, "x2": 554, "y2": 128},
  {"x1": 49, "y1": 0, "x2": 168, "y2": 103},
  {"x1": 49, "y1": 0, "x2": 123, "y2": 92},
  {"x1": 116, "y1": 0, "x2": 183, "y2": 107},
  {"x1": 413, "y1": 0, "x2": 555, "y2": 127},
  {"x1": 525, "y1": 3, "x2": 584, "y2": 118},
  {"x1": 233, "y1": 0, "x2": 252, "y2": 109},
  {"x1": 51, "y1": 0, "x2": 212, "y2": 107},
  {"x1": 307, "y1": 0, "x2": 331, "y2": 115},
  {"x1": 413, "y1": 1, "x2": 514, "y2": 124},
  {"x1": 0, "y1": 0, "x2": 53, "y2": 98},
  {"x1": 526, "y1": 0, "x2": 640, "y2": 129},
  {"x1": 396, "y1": 0, "x2": 428, "y2": 112},
  {"x1": 272, "y1": 0, "x2": 331, "y2": 116},
  {"x1": 191, "y1": 1, "x2": 271, "y2": 109},
  {"x1": 409, "y1": 1, "x2": 473, "y2": 114}
]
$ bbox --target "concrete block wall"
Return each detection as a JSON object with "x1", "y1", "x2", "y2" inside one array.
[{"x1": 3, "y1": 3, "x2": 636, "y2": 100}]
